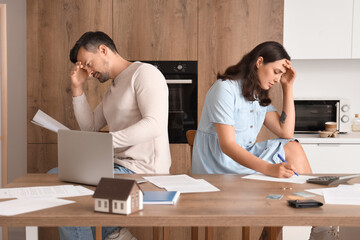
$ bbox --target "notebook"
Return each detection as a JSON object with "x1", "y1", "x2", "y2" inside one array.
[
  {"x1": 143, "y1": 191, "x2": 180, "y2": 204},
  {"x1": 57, "y1": 129, "x2": 114, "y2": 186}
]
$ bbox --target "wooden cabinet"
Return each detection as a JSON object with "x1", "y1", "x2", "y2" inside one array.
[
  {"x1": 284, "y1": 0, "x2": 358, "y2": 59},
  {"x1": 112, "y1": 0, "x2": 197, "y2": 61},
  {"x1": 27, "y1": 0, "x2": 113, "y2": 173},
  {"x1": 27, "y1": 1, "x2": 284, "y2": 238},
  {"x1": 199, "y1": 0, "x2": 284, "y2": 141}
]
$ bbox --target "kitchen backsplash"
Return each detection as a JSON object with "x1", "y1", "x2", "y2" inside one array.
[{"x1": 292, "y1": 59, "x2": 360, "y2": 120}]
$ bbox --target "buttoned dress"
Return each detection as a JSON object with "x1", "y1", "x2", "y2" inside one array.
[{"x1": 192, "y1": 79, "x2": 294, "y2": 174}]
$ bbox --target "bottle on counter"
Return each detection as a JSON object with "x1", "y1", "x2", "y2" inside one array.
[{"x1": 352, "y1": 114, "x2": 360, "y2": 132}]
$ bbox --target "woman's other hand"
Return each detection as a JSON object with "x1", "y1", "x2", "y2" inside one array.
[{"x1": 280, "y1": 59, "x2": 296, "y2": 87}]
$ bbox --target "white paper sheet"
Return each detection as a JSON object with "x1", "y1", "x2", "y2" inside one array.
[
  {"x1": 242, "y1": 174, "x2": 316, "y2": 184},
  {"x1": 305, "y1": 184, "x2": 360, "y2": 196},
  {"x1": 323, "y1": 185, "x2": 360, "y2": 205},
  {"x1": 0, "y1": 185, "x2": 93, "y2": 199},
  {"x1": 0, "y1": 198, "x2": 75, "y2": 216},
  {"x1": 143, "y1": 175, "x2": 220, "y2": 193},
  {"x1": 32, "y1": 109, "x2": 70, "y2": 133},
  {"x1": 165, "y1": 179, "x2": 220, "y2": 193}
]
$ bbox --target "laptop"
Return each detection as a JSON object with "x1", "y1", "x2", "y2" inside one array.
[{"x1": 58, "y1": 129, "x2": 114, "y2": 186}]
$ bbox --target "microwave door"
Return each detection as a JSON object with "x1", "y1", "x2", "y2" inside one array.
[{"x1": 294, "y1": 100, "x2": 337, "y2": 133}]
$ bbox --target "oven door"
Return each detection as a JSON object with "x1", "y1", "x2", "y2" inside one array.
[
  {"x1": 166, "y1": 75, "x2": 197, "y2": 143},
  {"x1": 294, "y1": 100, "x2": 338, "y2": 133}
]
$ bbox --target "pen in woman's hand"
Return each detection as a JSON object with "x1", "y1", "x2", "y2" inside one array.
[{"x1": 277, "y1": 153, "x2": 299, "y2": 176}]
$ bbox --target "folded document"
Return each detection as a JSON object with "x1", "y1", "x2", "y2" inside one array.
[{"x1": 32, "y1": 109, "x2": 70, "y2": 133}]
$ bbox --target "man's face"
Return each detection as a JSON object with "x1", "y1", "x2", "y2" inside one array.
[{"x1": 76, "y1": 46, "x2": 111, "y2": 83}]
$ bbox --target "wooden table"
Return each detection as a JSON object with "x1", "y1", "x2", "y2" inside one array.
[{"x1": 1, "y1": 174, "x2": 360, "y2": 239}]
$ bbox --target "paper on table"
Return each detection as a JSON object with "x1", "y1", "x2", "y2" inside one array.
[
  {"x1": 0, "y1": 198, "x2": 75, "y2": 216},
  {"x1": 242, "y1": 174, "x2": 316, "y2": 184},
  {"x1": 143, "y1": 174, "x2": 199, "y2": 188},
  {"x1": 32, "y1": 109, "x2": 70, "y2": 133},
  {"x1": 305, "y1": 184, "x2": 360, "y2": 196},
  {"x1": 165, "y1": 179, "x2": 220, "y2": 193},
  {"x1": 0, "y1": 185, "x2": 94, "y2": 199},
  {"x1": 143, "y1": 175, "x2": 220, "y2": 193},
  {"x1": 323, "y1": 185, "x2": 360, "y2": 205}
]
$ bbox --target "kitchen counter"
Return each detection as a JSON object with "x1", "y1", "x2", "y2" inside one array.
[{"x1": 294, "y1": 132, "x2": 360, "y2": 144}]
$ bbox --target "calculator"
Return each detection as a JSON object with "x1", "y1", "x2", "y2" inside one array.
[{"x1": 306, "y1": 175, "x2": 360, "y2": 186}]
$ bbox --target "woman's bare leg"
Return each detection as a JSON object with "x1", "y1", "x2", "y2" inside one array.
[{"x1": 283, "y1": 141, "x2": 312, "y2": 174}]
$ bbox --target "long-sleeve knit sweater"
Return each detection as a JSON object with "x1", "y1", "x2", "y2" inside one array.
[{"x1": 72, "y1": 62, "x2": 171, "y2": 173}]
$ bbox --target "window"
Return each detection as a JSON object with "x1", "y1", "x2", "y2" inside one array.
[
  {"x1": 114, "y1": 202, "x2": 117, "y2": 209},
  {"x1": 104, "y1": 201, "x2": 107, "y2": 208},
  {"x1": 121, "y1": 203, "x2": 124, "y2": 209},
  {"x1": 98, "y1": 200, "x2": 101, "y2": 208}
]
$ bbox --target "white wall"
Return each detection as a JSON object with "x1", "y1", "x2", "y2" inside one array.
[
  {"x1": 0, "y1": 0, "x2": 27, "y2": 183},
  {"x1": 292, "y1": 59, "x2": 360, "y2": 120}
]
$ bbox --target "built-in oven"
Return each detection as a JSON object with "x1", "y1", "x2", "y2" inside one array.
[{"x1": 143, "y1": 61, "x2": 197, "y2": 143}]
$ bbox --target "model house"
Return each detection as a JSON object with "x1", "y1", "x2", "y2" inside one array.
[{"x1": 93, "y1": 178, "x2": 143, "y2": 215}]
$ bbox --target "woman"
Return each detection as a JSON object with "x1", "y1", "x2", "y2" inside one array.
[{"x1": 192, "y1": 41, "x2": 312, "y2": 177}]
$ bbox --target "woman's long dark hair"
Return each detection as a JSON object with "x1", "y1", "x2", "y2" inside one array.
[{"x1": 217, "y1": 41, "x2": 290, "y2": 106}]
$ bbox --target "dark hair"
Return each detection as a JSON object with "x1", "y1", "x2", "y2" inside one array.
[
  {"x1": 69, "y1": 31, "x2": 118, "y2": 63},
  {"x1": 217, "y1": 41, "x2": 291, "y2": 106}
]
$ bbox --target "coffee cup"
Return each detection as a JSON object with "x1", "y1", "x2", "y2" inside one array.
[{"x1": 325, "y1": 122, "x2": 337, "y2": 132}]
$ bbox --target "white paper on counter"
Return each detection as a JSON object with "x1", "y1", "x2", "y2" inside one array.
[{"x1": 0, "y1": 198, "x2": 75, "y2": 216}]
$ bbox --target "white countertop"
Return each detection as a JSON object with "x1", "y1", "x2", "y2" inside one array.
[{"x1": 294, "y1": 132, "x2": 360, "y2": 144}]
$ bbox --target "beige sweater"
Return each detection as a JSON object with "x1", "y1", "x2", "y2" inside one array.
[{"x1": 73, "y1": 62, "x2": 171, "y2": 173}]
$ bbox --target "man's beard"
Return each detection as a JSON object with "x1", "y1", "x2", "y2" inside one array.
[{"x1": 96, "y1": 72, "x2": 110, "y2": 83}]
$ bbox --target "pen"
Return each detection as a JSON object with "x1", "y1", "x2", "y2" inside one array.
[{"x1": 277, "y1": 153, "x2": 299, "y2": 176}]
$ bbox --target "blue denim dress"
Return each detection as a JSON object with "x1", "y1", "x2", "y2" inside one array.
[{"x1": 192, "y1": 79, "x2": 293, "y2": 174}]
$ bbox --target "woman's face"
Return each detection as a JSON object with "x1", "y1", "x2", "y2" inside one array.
[{"x1": 256, "y1": 57, "x2": 287, "y2": 90}]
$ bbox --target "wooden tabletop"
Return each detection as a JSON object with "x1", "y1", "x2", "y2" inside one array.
[{"x1": 1, "y1": 173, "x2": 360, "y2": 227}]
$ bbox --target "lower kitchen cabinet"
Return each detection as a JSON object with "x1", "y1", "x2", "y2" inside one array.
[{"x1": 302, "y1": 143, "x2": 360, "y2": 174}]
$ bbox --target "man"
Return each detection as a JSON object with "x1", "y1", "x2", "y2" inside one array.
[{"x1": 62, "y1": 31, "x2": 171, "y2": 240}]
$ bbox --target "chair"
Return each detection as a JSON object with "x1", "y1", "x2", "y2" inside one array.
[{"x1": 186, "y1": 130, "x2": 212, "y2": 240}]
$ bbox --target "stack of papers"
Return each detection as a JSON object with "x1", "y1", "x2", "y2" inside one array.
[
  {"x1": 306, "y1": 184, "x2": 360, "y2": 205},
  {"x1": 143, "y1": 174, "x2": 220, "y2": 193},
  {"x1": 143, "y1": 191, "x2": 180, "y2": 204},
  {"x1": 0, "y1": 185, "x2": 93, "y2": 216}
]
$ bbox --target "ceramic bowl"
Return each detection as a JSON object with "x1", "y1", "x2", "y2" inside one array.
[{"x1": 318, "y1": 130, "x2": 338, "y2": 138}]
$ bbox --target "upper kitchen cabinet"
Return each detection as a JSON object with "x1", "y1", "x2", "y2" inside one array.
[
  {"x1": 112, "y1": 0, "x2": 197, "y2": 61},
  {"x1": 284, "y1": 0, "x2": 359, "y2": 59},
  {"x1": 353, "y1": 0, "x2": 360, "y2": 58}
]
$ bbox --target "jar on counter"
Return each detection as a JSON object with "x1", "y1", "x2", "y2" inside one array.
[{"x1": 352, "y1": 114, "x2": 360, "y2": 132}]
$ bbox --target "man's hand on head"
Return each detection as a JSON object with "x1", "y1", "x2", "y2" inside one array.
[{"x1": 70, "y1": 61, "x2": 88, "y2": 97}]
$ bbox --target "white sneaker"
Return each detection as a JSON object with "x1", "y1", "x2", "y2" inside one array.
[
  {"x1": 105, "y1": 228, "x2": 137, "y2": 240},
  {"x1": 309, "y1": 226, "x2": 339, "y2": 240}
]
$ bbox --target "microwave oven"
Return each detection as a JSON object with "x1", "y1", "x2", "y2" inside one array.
[{"x1": 294, "y1": 98, "x2": 351, "y2": 133}]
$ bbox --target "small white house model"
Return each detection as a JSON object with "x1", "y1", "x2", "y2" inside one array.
[{"x1": 93, "y1": 178, "x2": 143, "y2": 215}]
